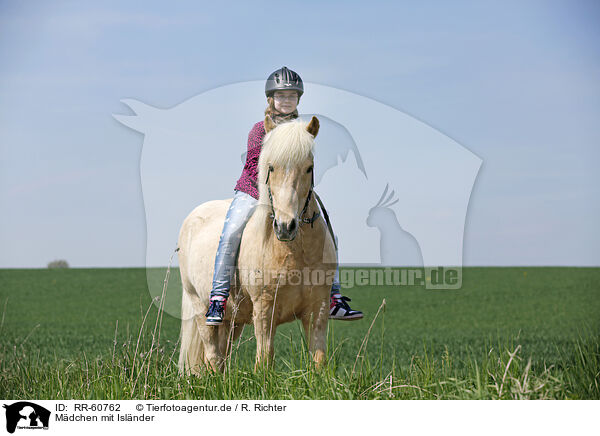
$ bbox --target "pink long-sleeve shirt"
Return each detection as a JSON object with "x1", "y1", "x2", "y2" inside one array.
[{"x1": 234, "y1": 121, "x2": 266, "y2": 199}]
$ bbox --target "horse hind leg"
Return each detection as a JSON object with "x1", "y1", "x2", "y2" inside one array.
[
  {"x1": 219, "y1": 323, "x2": 245, "y2": 363},
  {"x1": 202, "y1": 322, "x2": 224, "y2": 372},
  {"x1": 180, "y1": 317, "x2": 223, "y2": 373}
]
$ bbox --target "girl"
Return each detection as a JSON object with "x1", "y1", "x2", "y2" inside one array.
[{"x1": 205, "y1": 66, "x2": 363, "y2": 325}]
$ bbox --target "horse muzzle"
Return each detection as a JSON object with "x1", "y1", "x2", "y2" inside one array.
[{"x1": 273, "y1": 217, "x2": 298, "y2": 242}]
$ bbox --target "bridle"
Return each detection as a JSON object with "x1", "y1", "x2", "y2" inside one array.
[{"x1": 265, "y1": 166, "x2": 320, "y2": 229}]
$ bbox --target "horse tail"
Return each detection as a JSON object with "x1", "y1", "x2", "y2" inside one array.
[{"x1": 178, "y1": 289, "x2": 205, "y2": 375}]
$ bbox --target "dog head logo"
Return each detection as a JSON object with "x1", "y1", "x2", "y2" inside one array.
[{"x1": 3, "y1": 402, "x2": 50, "y2": 434}]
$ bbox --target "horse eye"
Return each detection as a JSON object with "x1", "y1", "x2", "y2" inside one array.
[
  {"x1": 306, "y1": 166, "x2": 313, "y2": 173},
  {"x1": 268, "y1": 164, "x2": 274, "y2": 172}
]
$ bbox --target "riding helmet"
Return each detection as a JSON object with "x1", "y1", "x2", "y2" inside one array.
[{"x1": 265, "y1": 66, "x2": 304, "y2": 98}]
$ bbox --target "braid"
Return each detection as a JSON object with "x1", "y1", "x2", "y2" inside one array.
[{"x1": 264, "y1": 96, "x2": 299, "y2": 125}]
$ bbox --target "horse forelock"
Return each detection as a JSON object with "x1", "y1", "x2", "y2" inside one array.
[{"x1": 258, "y1": 119, "x2": 315, "y2": 176}]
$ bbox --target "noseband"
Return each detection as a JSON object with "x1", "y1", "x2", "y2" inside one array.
[{"x1": 265, "y1": 167, "x2": 320, "y2": 228}]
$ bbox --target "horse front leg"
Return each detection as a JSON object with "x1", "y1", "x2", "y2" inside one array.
[
  {"x1": 253, "y1": 299, "x2": 277, "y2": 371},
  {"x1": 301, "y1": 300, "x2": 329, "y2": 368}
]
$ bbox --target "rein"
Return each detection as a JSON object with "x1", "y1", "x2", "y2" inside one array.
[{"x1": 265, "y1": 168, "x2": 320, "y2": 228}]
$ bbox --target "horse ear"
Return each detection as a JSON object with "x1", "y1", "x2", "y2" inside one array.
[
  {"x1": 264, "y1": 115, "x2": 276, "y2": 133},
  {"x1": 306, "y1": 116, "x2": 319, "y2": 138}
]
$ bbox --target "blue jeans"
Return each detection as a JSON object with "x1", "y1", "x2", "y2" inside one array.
[{"x1": 210, "y1": 190, "x2": 342, "y2": 299}]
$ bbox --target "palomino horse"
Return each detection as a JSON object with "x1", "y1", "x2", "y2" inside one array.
[{"x1": 178, "y1": 116, "x2": 337, "y2": 374}]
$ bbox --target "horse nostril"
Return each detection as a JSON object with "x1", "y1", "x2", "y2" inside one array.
[{"x1": 287, "y1": 219, "x2": 297, "y2": 233}]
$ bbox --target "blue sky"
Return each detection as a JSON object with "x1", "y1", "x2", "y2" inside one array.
[{"x1": 1, "y1": 0, "x2": 599, "y2": 267}]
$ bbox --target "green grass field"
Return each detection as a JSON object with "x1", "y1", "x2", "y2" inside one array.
[{"x1": 1, "y1": 267, "x2": 598, "y2": 399}]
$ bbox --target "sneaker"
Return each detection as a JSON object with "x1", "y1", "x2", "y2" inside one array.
[
  {"x1": 205, "y1": 296, "x2": 227, "y2": 326},
  {"x1": 329, "y1": 294, "x2": 363, "y2": 320}
]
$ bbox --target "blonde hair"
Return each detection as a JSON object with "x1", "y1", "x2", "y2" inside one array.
[{"x1": 264, "y1": 96, "x2": 299, "y2": 124}]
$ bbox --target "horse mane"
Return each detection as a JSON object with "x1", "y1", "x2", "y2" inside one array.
[
  {"x1": 260, "y1": 119, "x2": 315, "y2": 171},
  {"x1": 253, "y1": 119, "x2": 316, "y2": 245}
]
